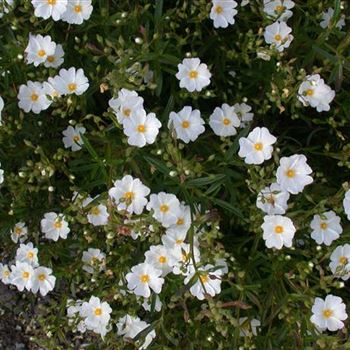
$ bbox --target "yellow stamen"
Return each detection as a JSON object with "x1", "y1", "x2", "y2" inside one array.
[
  {"x1": 137, "y1": 124, "x2": 146, "y2": 133},
  {"x1": 176, "y1": 218, "x2": 184, "y2": 226},
  {"x1": 199, "y1": 274, "x2": 209, "y2": 283},
  {"x1": 160, "y1": 204, "x2": 169, "y2": 213},
  {"x1": 38, "y1": 49, "x2": 46, "y2": 57},
  {"x1": 38, "y1": 273, "x2": 46, "y2": 281},
  {"x1": 274, "y1": 34, "x2": 282, "y2": 41},
  {"x1": 158, "y1": 256, "x2": 167, "y2": 264},
  {"x1": 68, "y1": 83, "x2": 77, "y2": 92},
  {"x1": 339, "y1": 256, "x2": 348, "y2": 265},
  {"x1": 47, "y1": 0, "x2": 56, "y2": 5},
  {"x1": 286, "y1": 169, "x2": 295, "y2": 178},
  {"x1": 123, "y1": 108, "x2": 131, "y2": 117},
  {"x1": 188, "y1": 70, "x2": 198, "y2": 79},
  {"x1": 322, "y1": 309, "x2": 333, "y2": 319},
  {"x1": 27, "y1": 252, "x2": 34, "y2": 260},
  {"x1": 275, "y1": 225, "x2": 284, "y2": 234},
  {"x1": 31, "y1": 93, "x2": 39, "y2": 102},
  {"x1": 305, "y1": 89, "x2": 314, "y2": 96},
  {"x1": 54, "y1": 220, "x2": 62, "y2": 229},
  {"x1": 123, "y1": 191, "x2": 134, "y2": 200},
  {"x1": 22, "y1": 272, "x2": 30, "y2": 279},
  {"x1": 320, "y1": 222, "x2": 328, "y2": 230},
  {"x1": 223, "y1": 118, "x2": 231, "y2": 125},
  {"x1": 74, "y1": 5, "x2": 82, "y2": 13},
  {"x1": 275, "y1": 5, "x2": 285, "y2": 13},
  {"x1": 215, "y1": 5, "x2": 223, "y2": 14},
  {"x1": 254, "y1": 142, "x2": 263, "y2": 151},
  {"x1": 140, "y1": 274, "x2": 150, "y2": 283},
  {"x1": 94, "y1": 308, "x2": 102, "y2": 316},
  {"x1": 47, "y1": 55, "x2": 55, "y2": 63},
  {"x1": 90, "y1": 206, "x2": 101, "y2": 216},
  {"x1": 73, "y1": 135, "x2": 80, "y2": 142},
  {"x1": 182, "y1": 121, "x2": 190, "y2": 129}
]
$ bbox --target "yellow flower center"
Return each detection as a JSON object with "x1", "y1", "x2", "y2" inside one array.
[
  {"x1": 94, "y1": 308, "x2": 102, "y2": 316},
  {"x1": 38, "y1": 273, "x2": 46, "y2": 281},
  {"x1": 322, "y1": 309, "x2": 333, "y2": 319},
  {"x1": 140, "y1": 274, "x2": 150, "y2": 283},
  {"x1": 274, "y1": 34, "x2": 282, "y2": 42},
  {"x1": 320, "y1": 222, "x2": 328, "y2": 230},
  {"x1": 175, "y1": 239, "x2": 183, "y2": 245},
  {"x1": 286, "y1": 169, "x2": 295, "y2": 178},
  {"x1": 339, "y1": 256, "x2": 348, "y2": 265},
  {"x1": 199, "y1": 274, "x2": 209, "y2": 283},
  {"x1": 123, "y1": 191, "x2": 134, "y2": 200},
  {"x1": 215, "y1": 5, "x2": 223, "y2": 14},
  {"x1": 123, "y1": 108, "x2": 131, "y2": 117},
  {"x1": 22, "y1": 271, "x2": 30, "y2": 279},
  {"x1": 176, "y1": 218, "x2": 184, "y2": 226},
  {"x1": 223, "y1": 118, "x2": 231, "y2": 125},
  {"x1": 90, "y1": 206, "x2": 101, "y2": 216},
  {"x1": 275, "y1": 5, "x2": 285, "y2": 12},
  {"x1": 182, "y1": 252, "x2": 190, "y2": 262},
  {"x1": 15, "y1": 227, "x2": 23, "y2": 235},
  {"x1": 254, "y1": 142, "x2": 263, "y2": 151},
  {"x1": 188, "y1": 70, "x2": 198, "y2": 79},
  {"x1": 182, "y1": 120, "x2": 190, "y2": 129},
  {"x1": 73, "y1": 135, "x2": 80, "y2": 142},
  {"x1": 47, "y1": 0, "x2": 56, "y2": 5},
  {"x1": 47, "y1": 55, "x2": 55, "y2": 63},
  {"x1": 266, "y1": 195, "x2": 275, "y2": 205},
  {"x1": 158, "y1": 256, "x2": 167, "y2": 264},
  {"x1": 160, "y1": 204, "x2": 169, "y2": 213},
  {"x1": 31, "y1": 93, "x2": 39, "y2": 102},
  {"x1": 305, "y1": 89, "x2": 314, "y2": 96},
  {"x1": 54, "y1": 220, "x2": 62, "y2": 229},
  {"x1": 3, "y1": 270, "x2": 10, "y2": 277},
  {"x1": 68, "y1": 83, "x2": 77, "y2": 92},
  {"x1": 38, "y1": 49, "x2": 46, "y2": 57},
  {"x1": 27, "y1": 252, "x2": 34, "y2": 260},
  {"x1": 137, "y1": 124, "x2": 146, "y2": 133},
  {"x1": 74, "y1": 5, "x2": 82, "y2": 13},
  {"x1": 275, "y1": 225, "x2": 284, "y2": 234}
]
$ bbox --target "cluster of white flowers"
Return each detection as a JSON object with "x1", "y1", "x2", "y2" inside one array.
[
  {"x1": 31, "y1": 0, "x2": 93, "y2": 24},
  {"x1": 25, "y1": 34, "x2": 64, "y2": 68},
  {"x1": 109, "y1": 89, "x2": 162, "y2": 148},
  {"x1": 18, "y1": 67, "x2": 89, "y2": 114},
  {"x1": 67, "y1": 296, "x2": 112, "y2": 336},
  {"x1": 263, "y1": 1, "x2": 294, "y2": 52},
  {"x1": 0, "y1": 238, "x2": 56, "y2": 297}
]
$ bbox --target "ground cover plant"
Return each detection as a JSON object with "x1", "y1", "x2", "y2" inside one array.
[{"x1": 1, "y1": 0, "x2": 350, "y2": 349}]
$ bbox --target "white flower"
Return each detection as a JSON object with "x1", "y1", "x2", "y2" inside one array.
[
  {"x1": 147, "y1": 192, "x2": 181, "y2": 227},
  {"x1": 256, "y1": 183, "x2": 290, "y2": 215},
  {"x1": 44, "y1": 44, "x2": 64, "y2": 68},
  {"x1": 263, "y1": 0, "x2": 295, "y2": 21},
  {"x1": 234, "y1": 102, "x2": 254, "y2": 127},
  {"x1": 161, "y1": 230, "x2": 188, "y2": 252},
  {"x1": 0, "y1": 263, "x2": 11, "y2": 285},
  {"x1": 116, "y1": 315, "x2": 156, "y2": 350},
  {"x1": 10, "y1": 261, "x2": 34, "y2": 292},
  {"x1": 11, "y1": 222, "x2": 28, "y2": 243},
  {"x1": 165, "y1": 204, "x2": 191, "y2": 237},
  {"x1": 184, "y1": 264, "x2": 223, "y2": 300},
  {"x1": 238, "y1": 127, "x2": 277, "y2": 165},
  {"x1": 61, "y1": 0, "x2": 93, "y2": 25},
  {"x1": 62, "y1": 125, "x2": 86, "y2": 151},
  {"x1": 51, "y1": 67, "x2": 89, "y2": 96},
  {"x1": 276, "y1": 154, "x2": 313, "y2": 194},
  {"x1": 239, "y1": 317, "x2": 261, "y2": 337},
  {"x1": 176, "y1": 58, "x2": 211, "y2": 92},
  {"x1": 142, "y1": 295, "x2": 162, "y2": 313},
  {"x1": 209, "y1": 104, "x2": 240, "y2": 137},
  {"x1": 17, "y1": 81, "x2": 51, "y2": 114},
  {"x1": 125, "y1": 262, "x2": 164, "y2": 298},
  {"x1": 87, "y1": 204, "x2": 109, "y2": 226},
  {"x1": 108, "y1": 89, "x2": 144, "y2": 125},
  {"x1": 310, "y1": 211, "x2": 342, "y2": 246},
  {"x1": 123, "y1": 109, "x2": 161, "y2": 148},
  {"x1": 0, "y1": 95, "x2": 3, "y2": 125},
  {"x1": 168, "y1": 243, "x2": 201, "y2": 275},
  {"x1": 82, "y1": 248, "x2": 106, "y2": 274},
  {"x1": 264, "y1": 21, "x2": 293, "y2": 52},
  {"x1": 329, "y1": 244, "x2": 350, "y2": 281},
  {"x1": 298, "y1": 74, "x2": 335, "y2": 112},
  {"x1": 210, "y1": 0, "x2": 238, "y2": 29},
  {"x1": 80, "y1": 296, "x2": 112, "y2": 336},
  {"x1": 310, "y1": 295, "x2": 347, "y2": 332},
  {"x1": 261, "y1": 215, "x2": 296, "y2": 249},
  {"x1": 144, "y1": 245, "x2": 172, "y2": 277},
  {"x1": 0, "y1": 0, "x2": 14, "y2": 18},
  {"x1": 31, "y1": 266, "x2": 56, "y2": 296},
  {"x1": 41, "y1": 212, "x2": 70, "y2": 241},
  {"x1": 168, "y1": 106, "x2": 205, "y2": 143},
  {"x1": 320, "y1": 8, "x2": 345, "y2": 30},
  {"x1": 15, "y1": 242, "x2": 39, "y2": 267},
  {"x1": 31, "y1": 0, "x2": 68, "y2": 21},
  {"x1": 25, "y1": 34, "x2": 56, "y2": 67},
  {"x1": 108, "y1": 175, "x2": 150, "y2": 215},
  {"x1": 343, "y1": 189, "x2": 350, "y2": 220}
]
